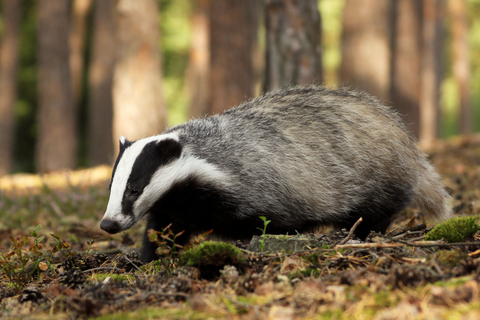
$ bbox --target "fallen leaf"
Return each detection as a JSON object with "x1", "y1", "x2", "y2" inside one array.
[{"x1": 38, "y1": 262, "x2": 48, "y2": 271}]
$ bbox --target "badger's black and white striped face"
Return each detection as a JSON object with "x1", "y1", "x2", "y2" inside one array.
[
  {"x1": 100, "y1": 133, "x2": 230, "y2": 234},
  {"x1": 100, "y1": 134, "x2": 182, "y2": 234}
]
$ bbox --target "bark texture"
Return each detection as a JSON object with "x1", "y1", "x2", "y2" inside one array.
[
  {"x1": 340, "y1": 0, "x2": 392, "y2": 102},
  {"x1": 113, "y1": 0, "x2": 167, "y2": 151},
  {"x1": 209, "y1": 0, "x2": 258, "y2": 114},
  {"x1": 0, "y1": 0, "x2": 20, "y2": 175},
  {"x1": 87, "y1": 0, "x2": 116, "y2": 165},
  {"x1": 390, "y1": 0, "x2": 423, "y2": 138},
  {"x1": 70, "y1": 0, "x2": 92, "y2": 110},
  {"x1": 187, "y1": 0, "x2": 211, "y2": 118},
  {"x1": 36, "y1": 0, "x2": 77, "y2": 172},
  {"x1": 449, "y1": 0, "x2": 471, "y2": 134},
  {"x1": 420, "y1": 0, "x2": 439, "y2": 149},
  {"x1": 264, "y1": 0, "x2": 322, "y2": 91},
  {"x1": 435, "y1": 0, "x2": 446, "y2": 137}
]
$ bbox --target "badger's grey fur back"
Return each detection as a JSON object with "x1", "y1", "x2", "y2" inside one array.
[{"x1": 100, "y1": 86, "x2": 452, "y2": 262}]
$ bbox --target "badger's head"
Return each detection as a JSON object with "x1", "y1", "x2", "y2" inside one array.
[
  {"x1": 100, "y1": 133, "x2": 229, "y2": 234},
  {"x1": 100, "y1": 133, "x2": 183, "y2": 234}
]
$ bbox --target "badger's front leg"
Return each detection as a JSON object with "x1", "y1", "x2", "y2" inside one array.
[{"x1": 140, "y1": 213, "x2": 191, "y2": 263}]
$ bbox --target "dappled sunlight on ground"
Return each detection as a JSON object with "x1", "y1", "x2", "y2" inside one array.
[{"x1": 0, "y1": 166, "x2": 112, "y2": 196}]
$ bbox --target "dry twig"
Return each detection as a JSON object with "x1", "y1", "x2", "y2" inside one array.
[
  {"x1": 82, "y1": 267, "x2": 124, "y2": 273},
  {"x1": 336, "y1": 217, "x2": 363, "y2": 246}
]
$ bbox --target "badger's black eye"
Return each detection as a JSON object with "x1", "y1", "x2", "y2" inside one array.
[{"x1": 131, "y1": 187, "x2": 139, "y2": 195}]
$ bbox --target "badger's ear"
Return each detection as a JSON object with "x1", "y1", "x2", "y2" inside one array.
[
  {"x1": 156, "y1": 138, "x2": 182, "y2": 162},
  {"x1": 119, "y1": 136, "x2": 132, "y2": 151}
]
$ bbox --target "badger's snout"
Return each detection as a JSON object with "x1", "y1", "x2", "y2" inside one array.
[{"x1": 100, "y1": 219, "x2": 121, "y2": 234}]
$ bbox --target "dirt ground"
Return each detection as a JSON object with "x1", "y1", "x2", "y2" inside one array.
[{"x1": 1, "y1": 135, "x2": 480, "y2": 319}]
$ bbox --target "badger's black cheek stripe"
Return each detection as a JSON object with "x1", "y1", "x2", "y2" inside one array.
[
  {"x1": 121, "y1": 197, "x2": 135, "y2": 216},
  {"x1": 121, "y1": 138, "x2": 183, "y2": 214}
]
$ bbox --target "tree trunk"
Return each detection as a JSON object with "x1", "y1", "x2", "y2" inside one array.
[
  {"x1": 435, "y1": 0, "x2": 446, "y2": 137},
  {"x1": 113, "y1": 0, "x2": 167, "y2": 152},
  {"x1": 87, "y1": 0, "x2": 116, "y2": 166},
  {"x1": 187, "y1": 0, "x2": 211, "y2": 118},
  {"x1": 0, "y1": 0, "x2": 21, "y2": 176},
  {"x1": 340, "y1": 0, "x2": 392, "y2": 102},
  {"x1": 449, "y1": 0, "x2": 471, "y2": 134},
  {"x1": 70, "y1": 0, "x2": 92, "y2": 111},
  {"x1": 209, "y1": 0, "x2": 258, "y2": 114},
  {"x1": 419, "y1": 0, "x2": 439, "y2": 149},
  {"x1": 36, "y1": 0, "x2": 77, "y2": 172},
  {"x1": 264, "y1": 0, "x2": 322, "y2": 91},
  {"x1": 390, "y1": 0, "x2": 423, "y2": 138}
]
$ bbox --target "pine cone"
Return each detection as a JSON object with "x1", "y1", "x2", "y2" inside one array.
[{"x1": 59, "y1": 270, "x2": 86, "y2": 288}]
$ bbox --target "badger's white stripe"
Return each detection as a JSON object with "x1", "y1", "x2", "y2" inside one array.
[
  {"x1": 134, "y1": 154, "x2": 231, "y2": 217},
  {"x1": 102, "y1": 133, "x2": 180, "y2": 229}
]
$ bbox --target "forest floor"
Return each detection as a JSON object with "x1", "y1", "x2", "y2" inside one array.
[{"x1": 1, "y1": 135, "x2": 480, "y2": 319}]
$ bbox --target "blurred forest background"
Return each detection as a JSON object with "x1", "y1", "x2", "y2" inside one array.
[{"x1": 0, "y1": 0, "x2": 479, "y2": 175}]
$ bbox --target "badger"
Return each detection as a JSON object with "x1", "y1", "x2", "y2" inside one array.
[{"x1": 100, "y1": 85, "x2": 452, "y2": 262}]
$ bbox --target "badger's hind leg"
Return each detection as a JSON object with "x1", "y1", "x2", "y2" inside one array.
[
  {"x1": 337, "y1": 186, "x2": 415, "y2": 240},
  {"x1": 342, "y1": 215, "x2": 395, "y2": 240},
  {"x1": 334, "y1": 211, "x2": 399, "y2": 240}
]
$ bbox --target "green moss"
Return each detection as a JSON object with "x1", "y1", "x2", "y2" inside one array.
[
  {"x1": 293, "y1": 268, "x2": 321, "y2": 278},
  {"x1": 91, "y1": 307, "x2": 225, "y2": 320},
  {"x1": 90, "y1": 273, "x2": 134, "y2": 282},
  {"x1": 433, "y1": 275, "x2": 474, "y2": 287},
  {"x1": 179, "y1": 241, "x2": 244, "y2": 266},
  {"x1": 317, "y1": 308, "x2": 344, "y2": 320},
  {"x1": 265, "y1": 234, "x2": 291, "y2": 240},
  {"x1": 304, "y1": 252, "x2": 321, "y2": 264},
  {"x1": 425, "y1": 217, "x2": 478, "y2": 243},
  {"x1": 178, "y1": 241, "x2": 245, "y2": 280},
  {"x1": 373, "y1": 290, "x2": 399, "y2": 308},
  {"x1": 436, "y1": 249, "x2": 468, "y2": 267}
]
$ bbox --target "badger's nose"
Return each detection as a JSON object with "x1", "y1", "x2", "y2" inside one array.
[{"x1": 100, "y1": 219, "x2": 120, "y2": 234}]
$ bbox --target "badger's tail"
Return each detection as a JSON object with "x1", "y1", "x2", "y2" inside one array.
[{"x1": 412, "y1": 159, "x2": 453, "y2": 221}]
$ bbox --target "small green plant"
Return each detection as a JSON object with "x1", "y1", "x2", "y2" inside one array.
[
  {"x1": 147, "y1": 224, "x2": 185, "y2": 274},
  {"x1": 83, "y1": 235, "x2": 99, "y2": 263},
  {"x1": 0, "y1": 223, "x2": 97, "y2": 293},
  {"x1": 147, "y1": 223, "x2": 185, "y2": 256},
  {"x1": 0, "y1": 225, "x2": 50, "y2": 293},
  {"x1": 425, "y1": 217, "x2": 479, "y2": 243},
  {"x1": 50, "y1": 233, "x2": 78, "y2": 268},
  {"x1": 257, "y1": 216, "x2": 271, "y2": 253}
]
